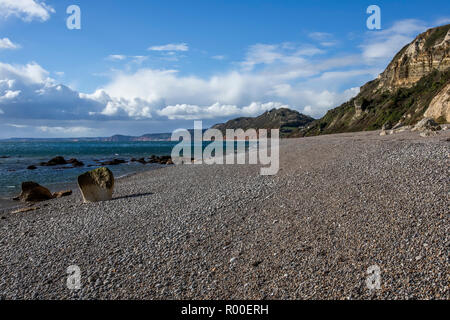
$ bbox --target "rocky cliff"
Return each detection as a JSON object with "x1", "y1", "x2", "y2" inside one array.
[
  {"x1": 379, "y1": 24, "x2": 450, "y2": 90},
  {"x1": 296, "y1": 24, "x2": 450, "y2": 137}
]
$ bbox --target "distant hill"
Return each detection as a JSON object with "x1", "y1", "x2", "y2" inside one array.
[
  {"x1": 293, "y1": 24, "x2": 450, "y2": 137},
  {"x1": 1, "y1": 130, "x2": 204, "y2": 142},
  {"x1": 212, "y1": 108, "x2": 315, "y2": 138},
  {"x1": 104, "y1": 133, "x2": 172, "y2": 142}
]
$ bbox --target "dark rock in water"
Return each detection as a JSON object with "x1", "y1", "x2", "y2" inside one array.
[
  {"x1": 100, "y1": 159, "x2": 127, "y2": 166},
  {"x1": 40, "y1": 156, "x2": 84, "y2": 167},
  {"x1": 131, "y1": 157, "x2": 148, "y2": 164},
  {"x1": 78, "y1": 167, "x2": 114, "y2": 202},
  {"x1": 0, "y1": 156, "x2": 10, "y2": 159},
  {"x1": 13, "y1": 181, "x2": 53, "y2": 202},
  {"x1": 40, "y1": 156, "x2": 68, "y2": 166},
  {"x1": 27, "y1": 165, "x2": 38, "y2": 170},
  {"x1": 137, "y1": 158, "x2": 147, "y2": 164},
  {"x1": 148, "y1": 155, "x2": 173, "y2": 164},
  {"x1": 67, "y1": 158, "x2": 84, "y2": 167},
  {"x1": 53, "y1": 190, "x2": 72, "y2": 198}
]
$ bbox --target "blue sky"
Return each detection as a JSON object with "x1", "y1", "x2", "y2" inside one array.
[{"x1": 0, "y1": 0, "x2": 449, "y2": 138}]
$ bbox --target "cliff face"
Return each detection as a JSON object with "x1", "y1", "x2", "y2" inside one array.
[
  {"x1": 296, "y1": 24, "x2": 450, "y2": 137},
  {"x1": 378, "y1": 25, "x2": 450, "y2": 90},
  {"x1": 424, "y1": 83, "x2": 450, "y2": 122}
]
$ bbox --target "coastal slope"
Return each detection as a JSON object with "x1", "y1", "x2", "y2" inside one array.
[
  {"x1": 212, "y1": 108, "x2": 314, "y2": 138},
  {"x1": 295, "y1": 24, "x2": 450, "y2": 136}
]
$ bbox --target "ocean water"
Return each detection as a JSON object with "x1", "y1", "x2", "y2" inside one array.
[
  {"x1": 0, "y1": 141, "x2": 180, "y2": 198},
  {"x1": 0, "y1": 140, "x2": 253, "y2": 198}
]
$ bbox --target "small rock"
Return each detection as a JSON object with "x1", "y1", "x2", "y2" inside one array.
[
  {"x1": 419, "y1": 130, "x2": 437, "y2": 137},
  {"x1": 382, "y1": 121, "x2": 393, "y2": 130},
  {"x1": 27, "y1": 165, "x2": 37, "y2": 170},
  {"x1": 53, "y1": 190, "x2": 72, "y2": 198}
]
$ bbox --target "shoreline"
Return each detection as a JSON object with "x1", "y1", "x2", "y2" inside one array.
[
  {"x1": 0, "y1": 164, "x2": 169, "y2": 212},
  {"x1": 0, "y1": 129, "x2": 448, "y2": 299}
]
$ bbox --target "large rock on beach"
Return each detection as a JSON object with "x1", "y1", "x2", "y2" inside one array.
[
  {"x1": 13, "y1": 181, "x2": 53, "y2": 202},
  {"x1": 77, "y1": 167, "x2": 114, "y2": 203},
  {"x1": 412, "y1": 118, "x2": 440, "y2": 132}
]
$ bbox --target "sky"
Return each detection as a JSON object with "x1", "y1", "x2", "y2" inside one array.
[{"x1": 0, "y1": 0, "x2": 449, "y2": 138}]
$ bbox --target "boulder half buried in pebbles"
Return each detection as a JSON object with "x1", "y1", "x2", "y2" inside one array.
[
  {"x1": 77, "y1": 167, "x2": 114, "y2": 203},
  {"x1": 13, "y1": 181, "x2": 53, "y2": 202}
]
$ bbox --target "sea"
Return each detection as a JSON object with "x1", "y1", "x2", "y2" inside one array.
[
  {"x1": 0, "y1": 140, "x2": 180, "y2": 198},
  {"x1": 0, "y1": 140, "x2": 253, "y2": 199}
]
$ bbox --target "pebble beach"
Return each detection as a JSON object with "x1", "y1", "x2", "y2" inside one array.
[{"x1": 0, "y1": 130, "x2": 448, "y2": 300}]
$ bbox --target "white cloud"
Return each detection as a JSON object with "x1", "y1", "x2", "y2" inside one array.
[
  {"x1": 107, "y1": 54, "x2": 127, "y2": 61},
  {"x1": 361, "y1": 19, "x2": 428, "y2": 60},
  {"x1": 85, "y1": 61, "x2": 363, "y2": 120},
  {"x1": 0, "y1": 89, "x2": 20, "y2": 101},
  {"x1": 435, "y1": 17, "x2": 450, "y2": 26},
  {"x1": 308, "y1": 32, "x2": 339, "y2": 47},
  {"x1": 148, "y1": 43, "x2": 189, "y2": 52},
  {"x1": 131, "y1": 56, "x2": 148, "y2": 64},
  {"x1": 212, "y1": 55, "x2": 226, "y2": 60},
  {"x1": 240, "y1": 43, "x2": 325, "y2": 71},
  {"x1": 37, "y1": 125, "x2": 98, "y2": 135},
  {"x1": 0, "y1": 61, "x2": 104, "y2": 120},
  {"x1": 0, "y1": 38, "x2": 20, "y2": 50},
  {"x1": 7, "y1": 123, "x2": 28, "y2": 128},
  {"x1": 157, "y1": 102, "x2": 289, "y2": 120},
  {"x1": 106, "y1": 55, "x2": 148, "y2": 65},
  {"x1": 308, "y1": 32, "x2": 333, "y2": 41},
  {"x1": 0, "y1": 0, "x2": 55, "y2": 22},
  {"x1": 0, "y1": 61, "x2": 52, "y2": 84}
]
